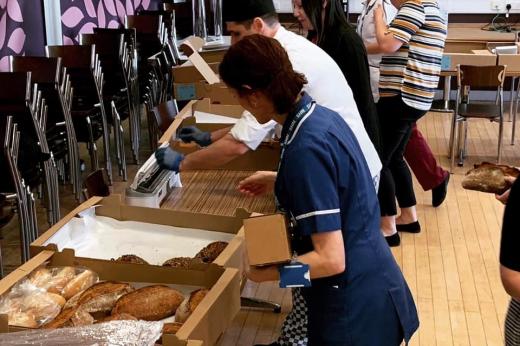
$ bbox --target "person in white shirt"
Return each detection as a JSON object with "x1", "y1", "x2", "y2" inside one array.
[{"x1": 156, "y1": 0, "x2": 382, "y2": 187}]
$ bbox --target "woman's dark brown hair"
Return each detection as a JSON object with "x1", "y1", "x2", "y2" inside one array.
[{"x1": 219, "y1": 34, "x2": 307, "y2": 114}]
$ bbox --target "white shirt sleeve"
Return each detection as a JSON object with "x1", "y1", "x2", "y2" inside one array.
[{"x1": 229, "y1": 111, "x2": 278, "y2": 150}]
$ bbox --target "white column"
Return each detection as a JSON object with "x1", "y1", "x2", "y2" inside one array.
[{"x1": 43, "y1": 0, "x2": 63, "y2": 45}]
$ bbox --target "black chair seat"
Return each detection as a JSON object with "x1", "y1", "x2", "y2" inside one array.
[
  {"x1": 431, "y1": 100, "x2": 456, "y2": 113},
  {"x1": 458, "y1": 103, "x2": 501, "y2": 119}
]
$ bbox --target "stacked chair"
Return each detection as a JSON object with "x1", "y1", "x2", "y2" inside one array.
[
  {"x1": 10, "y1": 56, "x2": 81, "y2": 200},
  {"x1": 93, "y1": 27, "x2": 141, "y2": 164},
  {"x1": 46, "y1": 44, "x2": 113, "y2": 183},
  {"x1": 0, "y1": 72, "x2": 60, "y2": 227},
  {"x1": 0, "y1": 116, "x2": 39, "y2": 269}
]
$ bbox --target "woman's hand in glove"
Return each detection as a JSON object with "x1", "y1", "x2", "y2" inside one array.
[
  {"x1": 155, "y1": 147, "x2": 185, "y2": 172},
  {"x1": 178, "y1": 126, "x2": 212, "y2": 147}
]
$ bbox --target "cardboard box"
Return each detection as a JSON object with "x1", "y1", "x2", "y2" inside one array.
[
  {"x1": 243, "y1": 214, "x2": 292, "y2": 266},
  {"x1": 30, "y1": 195, "x2": 247, "y2": 273},
  {"x1": 173, "y1": 81, "x2": 237, "y2": 103},
  {"x1": 159, "y1": 99, "x2": 281, "y2": 171},
  {"x1": 0, "y1": 250, "x2": 241, "y2": 346}
]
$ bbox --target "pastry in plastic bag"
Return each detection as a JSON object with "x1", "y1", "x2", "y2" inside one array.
[
  {"x1": 44, "y1": 293, "x2": 66, "y2": 308},
  {"x1": 61, "y1": 270, "x2": 98, "y2": 299},
  {"x1": 41, "y1": 307, "x2": 77, "y2": 329},
  {"x1": 194, "y1": 241, "x2": 228, "y2": 263},
  {"x1": 175, "y1": 289, "x2": 208, "y2": 323},
  {"x1": 45, "y1": 267, "x2": 76, "y2": 294},
  {"x1": 0, "y1": 281, "x2": 61, "y2": 328},
  {"x1": 112, "y1": 285, "x2": 184, "y2": 321},
  {"x1": 28, "y1": 268, "x2": 52, "y2": 289},
  {"x1": 462, "y1": 162, "x2": 520, "y2": 195}
]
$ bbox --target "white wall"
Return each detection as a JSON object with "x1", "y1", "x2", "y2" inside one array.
[{"x1": 277, "y1": 0, "x2": 520, "y2": 14}]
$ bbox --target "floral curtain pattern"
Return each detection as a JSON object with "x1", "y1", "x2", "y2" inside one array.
[
  {"x1": 61, "y1": 0, "x2": 160, "y2": 45},
  {"x1": 0, "y1": 0, "x2": 46, "y2": 71}
]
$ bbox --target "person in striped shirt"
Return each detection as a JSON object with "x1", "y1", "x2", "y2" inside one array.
[{"x1": 366, "y1": 0, "x2": 446, "y2": 245}]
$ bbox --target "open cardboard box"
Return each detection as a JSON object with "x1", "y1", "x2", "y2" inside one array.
[
  {"x1": 159, "y1": 99, "x2": 281, "y2": 171},
  {"x1": 30, "y1": 195, "x2": 248, "y2": 274},
  {"x1": 0, "y1": 250, "x2": 240, "y2": 346},
  {"x1": 243, "y1": 214, "x2": 292, "y2": 267}
]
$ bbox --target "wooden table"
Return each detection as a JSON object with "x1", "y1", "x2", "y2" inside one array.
[{"x1": 446, "y1": 26, "x2": 517, "y2": 53}]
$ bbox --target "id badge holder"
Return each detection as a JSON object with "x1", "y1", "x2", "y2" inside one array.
[{"x1": 278, "y1": 255, "x2": 311, "y2": 288}]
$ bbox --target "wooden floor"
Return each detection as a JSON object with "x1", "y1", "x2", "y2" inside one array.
[
  {"x1": 217, "y1": 111, "x2": 517, "y2": 346},
  {"x1": 1, "y1": 110, "x2": 517, "y2": 345}
]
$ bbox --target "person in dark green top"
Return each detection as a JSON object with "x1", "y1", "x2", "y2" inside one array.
[{"x1": 293, "y1": 0, "x2": 381, "y2": 154}]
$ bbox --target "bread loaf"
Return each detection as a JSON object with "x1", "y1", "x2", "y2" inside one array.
[
  {"x1": 194, "y1": 241, "x2": 228, "y2": 263},
  {"x1": 163, "y1": 322, "x2": 184, "y2": 334},
  {"x1": 77, "y1": 281, "x2": 134, "y2": 313},
  {"x1": 462, "y1": 162, "x2": 520, "y2": 194},
  {"x1": 61, "y1": 270, "x2": 97, "y2": 299},
  {"x1": 41, "y1": 307, "x2": 77, "y2": 329},
  {"x1": 175, "y1": 289, "x2": 209, "y2": 323},
  {"x1": 162, "y1": 257, "x2": 202, "y2": 269},
  {"x1": 112, "y1": 255, "x2": 149, "y2": 265},
  {"x1": 70, "y1": 309, "x2": 95, "y2": 327},
  {"x1": 96, "y1": 313, "x2": 137, "y2": 323},
  {"x1": 112, "y1": 285, "x2": 184, "y2": 321}
]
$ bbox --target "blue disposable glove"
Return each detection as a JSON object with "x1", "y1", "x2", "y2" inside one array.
[
  {"x1": 155, "y1": 147, "x2": 185, "y2": 172},
  {"x1": 178, "y1": 126, "x2": 212, "y2": 147}
]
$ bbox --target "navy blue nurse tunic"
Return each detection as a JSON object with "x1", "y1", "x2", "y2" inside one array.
[{"x1": 275, "y1": 93, "x2": 419, "y2": 345}]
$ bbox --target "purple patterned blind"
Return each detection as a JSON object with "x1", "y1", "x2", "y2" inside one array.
[
  {"x1": 61, "y1": 0, "x2": 160, "y2": 45},
  {"x1": 0, "y1": 0, "x2": 46, "y2": 71}
]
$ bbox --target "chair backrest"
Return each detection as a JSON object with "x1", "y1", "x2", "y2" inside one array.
[
  {"x1": 457, "y1": 64, "x2": 506, "y2": 90},
  {"x1": 80, "y1": 33, "x2": 124, "y2": 58},
  {"x1": 125, "y1": 15, "x2": 162, "y2": 34},
  {"x1": 163, "y1": 2, "x2": 192, "y2": 39},
  {"x1": 10, "y1": 56, "x2": 61, "y2": 85},
  {"x1": 93, "y1": 27, "x2": 137, "y2": 49},
  {"x1": 0, "y1": 72, "x2": 31, "y2": 103},
  {"x1": 46, "y1": 45, "x2": 96, "y2": 69},
  {"x1": 84, "y1": 168, "x2": 110, "y2": 198},
  {"x1": 152, "y1": 99, "x2": 178, "y2": 133},
  {"x1": 138, "y1": 10, "x2": 174, "y2": 36}
]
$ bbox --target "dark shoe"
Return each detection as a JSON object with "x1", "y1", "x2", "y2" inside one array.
[
  {"x1": 385, "y1": 232, "x2": 401, "y2": 247},
  {"x1": 396, "y1": 221, "x2": 421, "y2": 233},
  {"x1": 432, "y1": 174, "x2": 450, "y2": 208}
]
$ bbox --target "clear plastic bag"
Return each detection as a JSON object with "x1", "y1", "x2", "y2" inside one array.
[
  {"x1": 0, "y1": 266, "x2": 99, "y2": 328},
  {"x1": 0, "y1": 320, "x2": 164, "y2": 346},
  {"x1": 0, "y1": 281, "x2": 61, "y2": 328}
]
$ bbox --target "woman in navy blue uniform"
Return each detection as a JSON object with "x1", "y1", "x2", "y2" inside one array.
[{"x1": 219, "y1": 34, "x2": 419, "y2": 345}]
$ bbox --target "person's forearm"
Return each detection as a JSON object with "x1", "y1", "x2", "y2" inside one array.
[
  {"x1": 180, "y1": 134, "x2": 249, "y2": 171},
  {"x1": 366, "y1": 42, "x2": 383, "y2": 55},
  {"x1": 297, "y1": 250, "x2": 345, "y2": 279},
  {"x1": 501, "y1": 265, "x2": 520, "y2": 299},
  {"x1": 210, "y1": 126, "x2": 233, "y2": 142}
]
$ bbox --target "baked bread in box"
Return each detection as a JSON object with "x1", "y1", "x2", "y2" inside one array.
[{"x1": 462, "y1": 162, "x2": 520, "y2": 195}]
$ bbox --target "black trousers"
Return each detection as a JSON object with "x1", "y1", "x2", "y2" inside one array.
[{"x1": 377, "y1": 96, "x2": 427, "y2": 216}]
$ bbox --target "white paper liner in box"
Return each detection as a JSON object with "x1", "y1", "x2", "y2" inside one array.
[
  {"x1": 43, "y1": 209, "x2": 234, "y2": 265},
  {"x1": 194, "y1": 110, "x2": 238, "y2": 124}
]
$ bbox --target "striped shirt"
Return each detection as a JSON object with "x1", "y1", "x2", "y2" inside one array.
[{"x1": 379, "y1": 0, "x2": 447, "y2": 111}]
